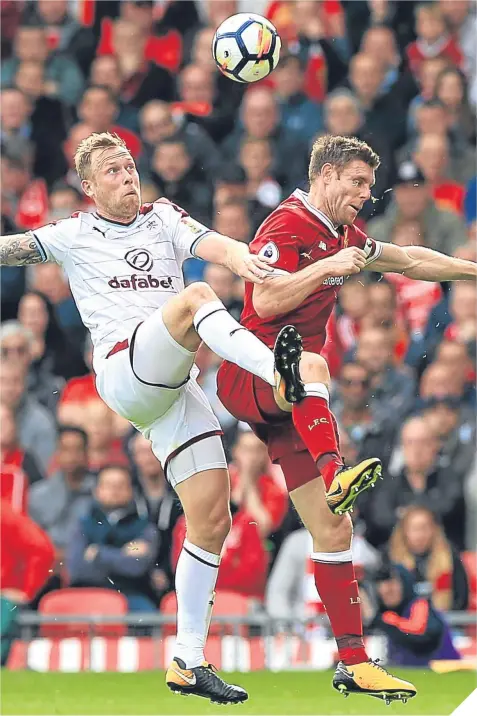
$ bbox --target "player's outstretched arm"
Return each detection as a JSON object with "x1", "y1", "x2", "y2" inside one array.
[
  {"x1": 193, "y1": 233, "x2": 273, "y2": 284},
  {"x1": 366, "y1": 243, "x2": 477, "y2": 281},
  {"x1": 0, "y1": 233, "x2": 47, "y2": 266}
]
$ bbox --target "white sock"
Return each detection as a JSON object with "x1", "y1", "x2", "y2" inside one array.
[
  {"x1": 174, "y1": 538, "x2": 220, "y2": 668},
  {"x1": 193, "y1": 300, "x2": 275, "y2": 386}
]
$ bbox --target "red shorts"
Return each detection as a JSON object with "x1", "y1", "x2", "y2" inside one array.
[{"x1": 216, "y1": 361, "x2": 319, "y2": 492}]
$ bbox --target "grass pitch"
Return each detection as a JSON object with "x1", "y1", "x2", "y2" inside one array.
[{"x1": 2, "y1": 670, "x2": 475, "y2": 715}]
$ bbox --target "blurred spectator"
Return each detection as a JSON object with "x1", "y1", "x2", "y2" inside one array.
[
  {"x1": 387, "y1": 220, "x2": 443, "y2": 337},
  {"x1": 239, "y1": 137, "x2": 282, "y2": 214},
  {"x1": 283, "y1": 0, "x2": 349, "y2": 100},
  {"x1": 150, "y1": 138, "x2": 212, "y2": 223},
  {"x1": 0, "y1": 87, "x2": 67, "y2": 186},
  {"x1": 130, "y1": 433, "x2": 182, "y2": 601},
  {"x1": 29, "y1": 426, "x2": 95, "y2": 551},
  {"x1": 332, "y1": 361, "x2": 397, "y2": 473},
  {"x1": 348, "y1": 52, "x2": 405, "y2": 148},
  {"x1": 363, "y1": 281, "x2": 409, "y2": 362},
  {"x1": 47, "y1": 182, "x2": 83, "y2": 222},
  {"x1": 222, "y1": 88, "x2": 308, "y2": 192},
  {"x1": 445, "y1": 282, "x2": 477, "y2": 346},
  {"x1": 21, "y1": 0, "x2": 96, "y2": 78},
  {"x1": 56, "y1": 335, "x2": 97, "y2": 419},
  {"x1": 1, "y1": 25, "x2": 85, "y2": 106},
  {"x1": 0, "y1": 361, "x2": 56, "y2": 474},
  {"x1": 273, "y1": 53, "x2": 324, "y2": 145},
  {"x1": 406, "y1": 3, "x2": 464, "y2": 79},
  {"x1": 213, "y1": 165, "x2": 247, "y2": 210},
  {"x1": 434, "y1": 67, "x2": 475, "y2": 143},
  {"x1": 323, "y1": 89, "x2": 394, "y2": 218},
  {"x1": 67, "y1": 465, "x2": 158, "y2": 613},
  {"x1": 203, "y1": 263, "x2": 243, "y2": 321},
  {"x1": 89, "y1": 55, "x2": 140, "y2": 134},
  {"x1": 0, "y1": 320, "x2": 63, "y2": 413},
  {"x1": 138, "y1": 99, "x2": 221, "y2": 182},
  {"x1": 229, "y1": 430, "x2": 287, "y2": 540},
  {"x1": 464, "y1": 180, "x2": 477, "y2": 226},
  {"x1": 105, "y1": 18, "x2": 174, "y2": 108},
  {"x1": 360, "y1": 20, "x2": 419, "y2": 106},
  {"x1": 77, "y1": 86, "x2": 142, "y2": 158},
  {"x1": 0, "y1": 403, "x2": 44, "y2": 498},
  {"x1": 355, "y1": 326, "x2": 415, "y2": 422},
  {"x1": 413, "y1": 133, "x2": 465, "y2": 215},
  {"x1": 361, "y1": 562, "x2": 461, "y2": 667},
  {"x1": 407, "y1": 55, "x2": 450, "y2": 134},
  {"x1": 30, "y1": 262, "x2": 84, "y2": 348},
  {"x1": 84, "y1": 401, "x2": 129, "y2": 474},
  {"x1": 13, "y1": 60, "x2": 70, "y2": 140},
  {"x1": 17, "y1": 291, "x2": 87, "y2": 382},
  {"x1": 388, "y1": 506, "x2": 469, "y2": 611},
  {"x1": 176, "y1": 63, "x2": 235, "y2": 144},
  {"x1": 419, "y1": 362, "x2": 468, "y2": 406},
  {"x1": 1, "y1": 500, "x2": 55, "y2": 665},
  {"x1": 439, "y1": 0, "x2": 477, "y2": 105},
  {"x1": 366, "y1": 416, "x2": 465, "y2": 549},
  {"x1": 404, "y1": 99, "x2": 476, "y2": 183},
  {"x1": 213, "y1": 199, "x2": 252, "y2": 244},
  {"x1": 368, "y1": 161, "x2": 467, "y2": 254}
]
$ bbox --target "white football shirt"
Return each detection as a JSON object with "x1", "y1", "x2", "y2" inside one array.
[{"x1": 33, "y1": 200, "x2": 212, "y2": 372}]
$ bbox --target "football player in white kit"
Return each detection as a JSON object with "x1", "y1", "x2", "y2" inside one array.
[{"x1": 0, "y1": 132, "x2": 305, "y2": 704}]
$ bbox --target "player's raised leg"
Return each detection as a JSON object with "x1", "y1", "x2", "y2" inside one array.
[
  {"x1": 165, "y1": 457, "x2": 247, "y2": 705},
  {"x1": 161, "y1": 282, "x2": 279, "y2": 386},
  {"x1": 286, "y1": 471, "x2": 416, "y2": 704},
  {"x1": 274, "y1": 345, "x2": 382, "y2": 514}
]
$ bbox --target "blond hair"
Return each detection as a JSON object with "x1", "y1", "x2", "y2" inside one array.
[
  {"x1": 74, "y1": 131, "x2": 127, "y2": 181},
  {"x1": 308, "y1": 134, "x2": 380, "y2": 184},
  {"x1": 388, "y1": 505, "x2": 453, "y2": 611}
]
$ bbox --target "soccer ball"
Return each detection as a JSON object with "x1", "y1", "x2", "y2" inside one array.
[{"x1": 212, "y1": 13, "x2": 281, "y2": 84}]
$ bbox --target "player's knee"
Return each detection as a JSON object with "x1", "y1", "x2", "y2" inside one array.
[
  {"x1": 183, "y1": 281, "x2": 216, "y2": 311},
  {"x1": 299, "y1": 352, "x2": 331, "y2": 386},
  {"x1": 311, "y1": 513, "x2": 353, "y2": 552},
  {"x1": 188, "y1": 506, "x2": 232, "y2": 553}
]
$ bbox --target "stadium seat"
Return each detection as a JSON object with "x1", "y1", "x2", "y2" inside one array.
[
  {"x1": 461, "y1": 552, "x2": 477, "y2": 612},
  {"x1": 38, "y1": 588, "x2": 128, "y2": 637},
  {"x1": 160, "y1": 590, "x2": 250, "y2": 636}
]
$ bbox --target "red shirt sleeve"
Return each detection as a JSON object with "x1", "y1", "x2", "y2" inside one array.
[
  {"x1": 249, "y1": 209, "x2": 301, "y2": 274},
  {"x1": 345, "y1": 225, "x2": 383, "y2": 265}
]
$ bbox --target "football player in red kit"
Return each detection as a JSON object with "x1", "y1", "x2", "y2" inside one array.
[{"x1": 217, "y1": 135, "x2": 476, "y2": 704}]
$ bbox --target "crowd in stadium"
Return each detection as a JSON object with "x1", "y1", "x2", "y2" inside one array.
[{"x1": 1, "y1": 0, "x2": 476, "y2": 635}]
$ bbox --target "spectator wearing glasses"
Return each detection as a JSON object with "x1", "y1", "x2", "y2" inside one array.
[
  {"x1": 0, "y1": 320, "x2": 63, "y2": 413},
  {"x1": 332, "y1": 361, "x2": 397, "y2": 474}
]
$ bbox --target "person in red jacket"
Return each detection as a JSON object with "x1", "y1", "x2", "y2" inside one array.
[
  {"x1": 1, "y1": 500, "x2": 55, "y2": 663},
  {"x1": 406, "y1": 4, "x2": 463, "y2": 79}
]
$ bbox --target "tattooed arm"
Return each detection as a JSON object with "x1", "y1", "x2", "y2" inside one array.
[{"x1": 0, "y1": 233, "x2": 47, "y2": 266}]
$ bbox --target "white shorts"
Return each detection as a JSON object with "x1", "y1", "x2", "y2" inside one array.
[{"x1": 95, "y1": 308, "x2": 227, "y2": 488}]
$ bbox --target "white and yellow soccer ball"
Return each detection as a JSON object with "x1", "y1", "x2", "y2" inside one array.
[{"x1": 212, "y1": 13, "x2": 281, "y2": 83}]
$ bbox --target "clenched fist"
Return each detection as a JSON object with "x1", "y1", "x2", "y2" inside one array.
[{"x1": 322, "y1": 247, "x2": 367, "y2": 277}]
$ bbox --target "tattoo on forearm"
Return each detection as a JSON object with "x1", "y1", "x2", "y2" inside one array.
[{"x1": 0, "y1": 233, "x2": 46, "y2": 266}]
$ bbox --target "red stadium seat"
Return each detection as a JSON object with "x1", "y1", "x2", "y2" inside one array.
[
  {"x1": 161, "y1": 590, "x2": 250, "y2": 636},
  {"x1": 39, "y1": 588, "x2": 128, "y2": 637},
  {"x1": 461, "y1": 552, "x2": 477, "y2": 612}
]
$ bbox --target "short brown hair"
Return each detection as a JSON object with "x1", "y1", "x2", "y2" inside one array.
[
  {"x1": 74, "y1": 131, "x2": 127, "y2": 180},
  {"x1": 308, "y1": 134, "x2": 380, "y2": 183}
]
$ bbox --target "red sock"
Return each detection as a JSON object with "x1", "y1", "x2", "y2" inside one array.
[
  {"x1": 313, "y1": 556, "x2": 368, "y2": 666},
  {"x1": 292, "y1": 396, "x2": 343, "y2": 489}
]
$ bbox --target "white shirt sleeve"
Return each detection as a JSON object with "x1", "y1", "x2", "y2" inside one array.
[
  {"x1": 168, "y1": 204, "x2": 213, "y2": 264},
  {"x1": 32, "y1": 217, "x2": 76, "y2": 265}
]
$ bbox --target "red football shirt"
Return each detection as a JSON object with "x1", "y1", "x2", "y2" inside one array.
[{"x1": 241, "y1": 189, "x2": 382, "y2": 352}]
